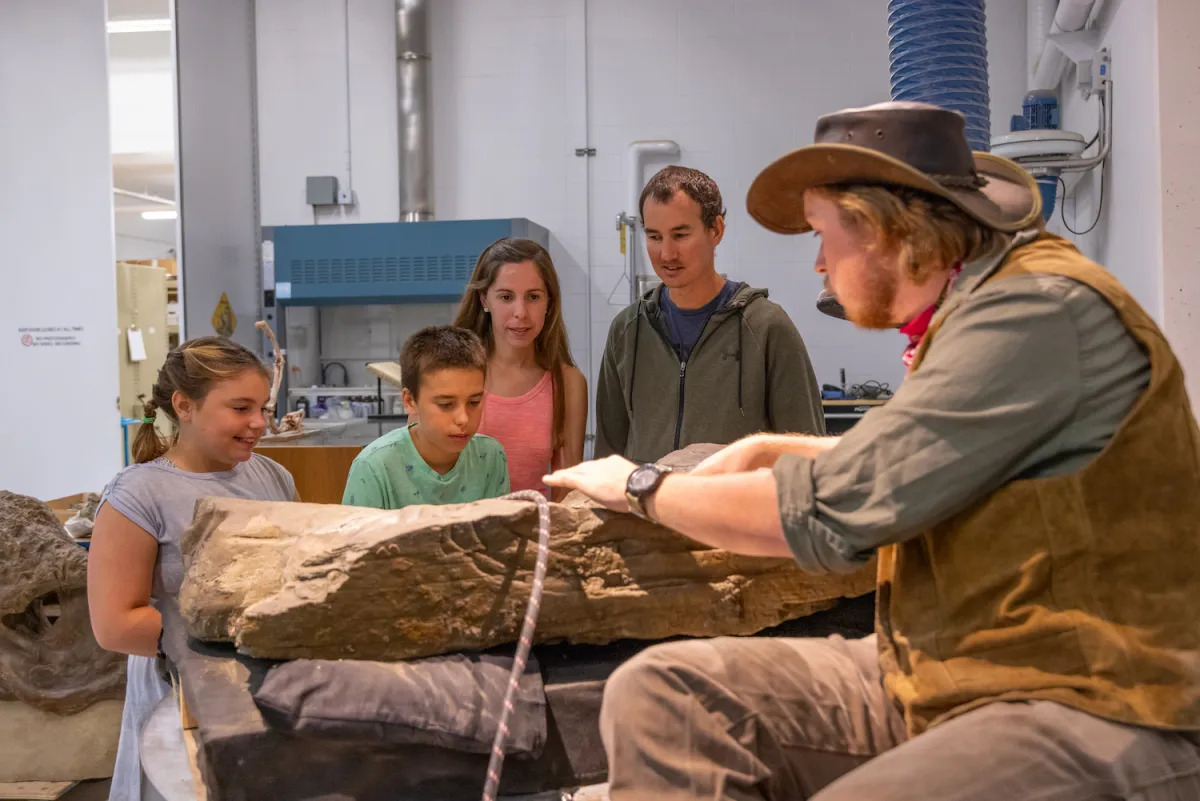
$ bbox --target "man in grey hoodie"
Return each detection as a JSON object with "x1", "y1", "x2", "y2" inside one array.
[{"x1": 595, "y1": 166, "x2": 824, "y2": 462}]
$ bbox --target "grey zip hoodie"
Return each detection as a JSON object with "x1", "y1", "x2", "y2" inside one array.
[{"x1": 595, "y1": 283, "x2": 825, "y2": 463}]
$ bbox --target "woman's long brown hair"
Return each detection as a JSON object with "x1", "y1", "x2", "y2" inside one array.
[{"x1": 453, "y1": 238, "x2": 576, "y2": 451}]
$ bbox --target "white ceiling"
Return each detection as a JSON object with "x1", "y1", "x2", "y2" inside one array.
[
  {"x1": 109, "y1": 30, "x2": 172, "y2": 63},
  {"x1": 108, "y1": 0, "x2": 175, "y2": 205},
  {"x1": 108, "y1": 0, "x2": 172, "y2": 64},
  {"x1": 113, "y1": 157, "x2": 175, "y2": 204},
  {"x1": 107, "y1": 0, "x2": 169, "y2": 21}
]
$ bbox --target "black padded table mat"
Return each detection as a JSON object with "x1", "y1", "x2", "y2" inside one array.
[{"x1": 161, "y1": 594, "x2": 874, "y2": 801}]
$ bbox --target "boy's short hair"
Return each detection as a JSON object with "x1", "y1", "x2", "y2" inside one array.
[{"x1": 399, "y1": 325, "x2": 488, "y2": 398}]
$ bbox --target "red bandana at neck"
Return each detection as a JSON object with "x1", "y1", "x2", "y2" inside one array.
[{"x1": 900, "y1": 264, "x2": 962, "y2": 370}]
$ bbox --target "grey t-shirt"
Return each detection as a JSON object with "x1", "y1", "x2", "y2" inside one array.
[
  {"x1": 773, "y1": 232, "x2": 1152, "y2": 574},
  {"x1": 102, "y1": 454, "x2": 295, "y2": 600},
  {"x1": 99, "y1": 454, "x2": 294, "y2": 801}
]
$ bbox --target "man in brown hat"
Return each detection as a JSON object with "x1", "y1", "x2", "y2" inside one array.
[{"x1": 545, "y1": 102, "x2": 1200, "y2": 799}]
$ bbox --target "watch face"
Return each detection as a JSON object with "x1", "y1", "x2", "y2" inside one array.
[{"x1": 629, "y1": 465, "x2": 663, "y2": 494}]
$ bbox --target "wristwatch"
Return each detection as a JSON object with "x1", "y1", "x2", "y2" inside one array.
[{"x1": 625, "y1": 463, "x2": 673, "y2": 521}]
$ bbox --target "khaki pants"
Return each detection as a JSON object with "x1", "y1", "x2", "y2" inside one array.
[{"x1": 600, "y1": 634, "x2": 1200, "y2": 800}]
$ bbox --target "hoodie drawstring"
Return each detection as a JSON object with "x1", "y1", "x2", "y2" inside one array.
[
  {"x1": 629, "y1": 293, "x2": 745, "y2": 421},
  {"x1": 737, "y1": 307, "x2": 744, "y2": 417},
  {"x1": 628, "y1": 306, "x2": 642, "y2": 417}
]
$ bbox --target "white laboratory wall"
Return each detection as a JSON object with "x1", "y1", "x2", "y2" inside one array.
[
  {"x1": 255, "y1": 0, "x2": 1029, "y2": 409},
  {"x1": 1156, "y1": 0, "x2": 1200, "y2": 404},
  {"x1": 1050, "y1": 0, "x2": 1162, "y2": 320},
  {"x1": 257, "y1": 0, "x2": 587, "y2": 398},
  {"x1": 256, "y1": 0, "x2": 402, "y2": 227},
  {"x1": 1040, "y1": 0, "x2": 1200, "y2": 409},
  {"x1": 580, "y1": 0, "x2": 1027, "y2": 395},
  {"x1": 314, "y1": 303, "x2": 463, "y2": 389},
  {"x1": 0, "y1": 0, "x2": 121, "y2": 498}
]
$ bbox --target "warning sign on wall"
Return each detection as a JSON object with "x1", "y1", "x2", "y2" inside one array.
[
  {"x1": 212, "y1": 293, "x2": 237, "y2": 338},
  {"x1": 18, "y1": 326, "x2": 84, "y2": 348}
]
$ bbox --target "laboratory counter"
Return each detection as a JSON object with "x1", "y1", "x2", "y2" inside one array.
[{"x1": 254, "y1": 418, "x2": 407, "y2": 504}]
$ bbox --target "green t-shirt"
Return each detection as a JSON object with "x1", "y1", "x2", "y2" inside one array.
[{"x1": 342, "y1": 424, "x2": 510, "y2": 509}]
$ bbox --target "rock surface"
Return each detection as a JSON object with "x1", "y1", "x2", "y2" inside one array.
[
  {"x1": 0, "y1": 492, "x2": 126, "y2": 715},
  {"x1": 179, "y1": 445, "x2": 875, "y2": 661}
]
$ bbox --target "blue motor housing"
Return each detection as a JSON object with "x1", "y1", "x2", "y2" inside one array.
[
  {"x1": 1035, "y1": 177, "x2": 1058, "y2": 222},
  {"x1": 1010, "y1": 90, "x2": 1059, "y2": 132}
]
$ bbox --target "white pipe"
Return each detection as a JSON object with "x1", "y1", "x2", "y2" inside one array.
[
  {"x1": 1032, "y1": 41, "x2": 1069, "y2": 91},
  {"x1": 1032, "y1": 0, "x2": 1096, "y2": 90},
  {"x1": 624, "y1": 140, "x2": 679, "y2": 302},
  {"x1": 1027, "y1": 0, "x2": 1056, "y2": 87},
  {"x1": 1020, "y1": 78, "x2": 1111, "y2": 171},
  {"x1": 581, "y1": 0, "x2": 595, "y2": 457},
  {"x1": 114, "y1": 204, "x2": 176, "y2": 214},
  {"x1": 1052, "y1": 0, "x2": 1096, "y2": 30},
  {"x1": 626, "y1": 140, "x2": 680, "y2": 228}
]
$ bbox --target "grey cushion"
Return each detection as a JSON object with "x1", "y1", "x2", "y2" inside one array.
[{"x1": 252, "y1": 653, "x2": 547, "y2": 757}]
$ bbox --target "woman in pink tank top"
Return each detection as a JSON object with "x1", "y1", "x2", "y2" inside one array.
[{"x1": 454, "y1": 238, "x2": 588, "y2": 498}]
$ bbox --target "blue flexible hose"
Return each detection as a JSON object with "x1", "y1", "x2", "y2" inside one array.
[{"x1": 887, "y1": 0, "x2": 991, "y2": 152}]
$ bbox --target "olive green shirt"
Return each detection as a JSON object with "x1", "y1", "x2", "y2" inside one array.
[{"x1": 774, "y1": 231, "x2": 1152, "y2": 573}]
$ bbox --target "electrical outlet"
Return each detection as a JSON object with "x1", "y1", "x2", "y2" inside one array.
[
  {"x1": 337, "y1": 189, "x2": 355, "y2": 205},
  {"x1": 1080, "y1": 48, "x2": 1111, "y2": 101},
  {"x1": 306, "y1": 175, "x2": 338, "y2": 205}
]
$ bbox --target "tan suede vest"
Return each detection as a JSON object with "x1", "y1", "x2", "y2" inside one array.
[{"x1": 877, "y1": 233, "x2": 1200, "y2": 737}]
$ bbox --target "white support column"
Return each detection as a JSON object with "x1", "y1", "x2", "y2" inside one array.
[
  {"x1": 0, "y1": 0, "x2": 121, "y2": 499},
  {"x1": 174, "y1": 0, "x2": 263, "y2": 352},
  {"x1": 1157, "y1": 0, "x2": 1200, "y2": 406}
]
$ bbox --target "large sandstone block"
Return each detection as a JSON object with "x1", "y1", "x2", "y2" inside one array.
[{"x1": 179, "y1": 446, "x2": 875, "y2": 661}]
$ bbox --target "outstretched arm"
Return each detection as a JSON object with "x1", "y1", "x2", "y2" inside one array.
[
  {"x1": 549, "y1": 281, "x2": 1088, "y2": 574},
  {"x1": 544, "y1": 456, "x2": 790, "y2": 557},
  {"x1": 690, "y1": 433, "x2": 841, "y2": 476}
]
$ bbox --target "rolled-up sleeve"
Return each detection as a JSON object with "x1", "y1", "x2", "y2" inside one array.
[
  {"x1": 773, "y1": 453, "x2": 870, "y2": 573},
  {"x1": 773, "y1": 279, "x2": 1084, "y2": 574}
]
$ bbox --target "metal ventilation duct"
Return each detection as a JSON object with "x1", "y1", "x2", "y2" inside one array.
[{"x1": 396, "y1": 0, "x2": 432, "y2": 221}]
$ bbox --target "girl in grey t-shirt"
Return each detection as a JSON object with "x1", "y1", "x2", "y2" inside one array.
[{"x1": 89, "y1": 338, "x2": 296, "y2": 801}]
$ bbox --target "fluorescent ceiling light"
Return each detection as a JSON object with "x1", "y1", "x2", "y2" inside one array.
[
  {"x1": 107, "y1": 19, "x2": 172, "y2": 34},
  {"x1": 142, "y1": 210, "x2": 178, "y2": 221}
]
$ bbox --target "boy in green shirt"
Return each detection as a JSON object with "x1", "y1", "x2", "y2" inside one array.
[{"x1": 342, "y1": 325, "x2": 509, "y2": 509}]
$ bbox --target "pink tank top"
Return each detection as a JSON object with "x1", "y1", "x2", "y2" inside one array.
[{"x1": 477, "y1": 371, "x2": 554, "y2": 496}]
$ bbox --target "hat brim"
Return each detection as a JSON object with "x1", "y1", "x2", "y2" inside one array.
[{"x1": 746, "y1": 144, "x2": 1041, "y2": 235}]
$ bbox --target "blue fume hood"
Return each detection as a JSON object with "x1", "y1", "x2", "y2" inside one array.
[{"x1": 265, "y1": 218, "x2": 549, "y2": 306}]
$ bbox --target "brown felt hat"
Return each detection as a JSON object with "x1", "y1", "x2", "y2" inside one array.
[{"x1": 747, "y1": 102, "x2": 1042, "y2": 235}]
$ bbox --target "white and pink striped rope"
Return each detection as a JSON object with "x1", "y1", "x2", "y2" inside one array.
[{"x1": 482, "y1": 490, "x2": 552, "y2": 801}]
